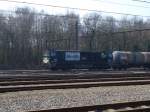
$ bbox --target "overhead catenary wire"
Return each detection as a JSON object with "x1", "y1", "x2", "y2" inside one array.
[
  {"x1": 132, "y1": 0, "x2": 150, "y2": 4},
  {"x1": 0, "y1": 0, "x2": 150, "y2": 18},
  {"x1": 83, "y1": 28, "x2": 150, "y2": 35},
  {"x1": 112, "y1": 28, "x2": 150, "y2": 34},
  {"x1": 0, "y1": 0, "x2": 149, "y2": 52},
  {"x1": 93, "y1": 0, "x2": 150, "y2": 9},
  {"x1": 40, "y1": 28, "x2": 150, "y2": 43},
  {"x1": 0, "y1": 9, "x2": 129, "y2": 24},
  {"x1": 0, "y1": 1, "x2": 149, "y2": 32},
  {"x1": 0, "y1": 9, "x2": 148, "y2": 32},
  {"x1": 0, "y1": 0, "x2": 150, "y2": 35},
  {"x1": 1, "y1": 10, "x2": 150, "y2": 43}
]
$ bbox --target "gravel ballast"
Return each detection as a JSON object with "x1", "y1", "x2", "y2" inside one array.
[{"x1": 0, "y1": 85, "x2": 150, "y2": 112}]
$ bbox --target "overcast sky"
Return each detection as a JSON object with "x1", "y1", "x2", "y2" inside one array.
[{"x1": 0, "y1": 0, "x2": 150, "y2": 19}]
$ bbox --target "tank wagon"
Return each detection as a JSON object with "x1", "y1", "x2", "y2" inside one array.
[
  {"x1": 42, "y1": 50, "x2": 111, "y2": 70},
  {"x1": 112, "y1": 51, "x2": 150, "y2": 69},
  {"x1": 43, "y1": 50, "x2": 150, "y2": 70}
]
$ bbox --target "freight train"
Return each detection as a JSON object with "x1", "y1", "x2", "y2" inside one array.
[{"x1": 42, "y1": 50, "x2": 150, "y2": 70}]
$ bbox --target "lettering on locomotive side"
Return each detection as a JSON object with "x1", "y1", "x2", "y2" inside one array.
[{"x1": 65, "y1": 52, "x2": 80, "y2": 61}]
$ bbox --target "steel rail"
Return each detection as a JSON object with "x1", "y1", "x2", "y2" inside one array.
[
  {"x1": 28, "y1": 100, "x2": 150, "y2": 112},
  {"x1": 0, "y1": 72, "x2": 150, "y2": 81},
  {"x1": 119, "y1": 108, "x2": 150, "y2": 112},
  {"x1": 1, "y1": 77, "x2": 150, "y2": 86},
  {"x1": 1, "y1": 80, "x2": 150, "y2": 93}
]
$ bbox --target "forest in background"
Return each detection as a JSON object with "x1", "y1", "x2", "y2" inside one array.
[{"x1": 0, "y1": 7, "x2": 150, "y2": 68}]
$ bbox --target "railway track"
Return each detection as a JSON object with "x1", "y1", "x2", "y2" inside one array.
[
  {"x1": 28, "y1": 100, "x2": 150, "y2": 112},
  {"x1": 1, "y1": 80, "x2": 150, "y2": 93},
  {"x1": 0, "y1": 68, "x2": 146, "y2": 74},
  {"x1": 1, "y1": 70, "x2": 150, "y2": 112},
  {"x1": 1, "y1": 71, "x2": 150, "y2": 93},
  {"x1": 1, "y1": 71, "x2": 150, "y2": 81},
  {"x1": 1, "y1": 77, "x2": 150, "y2": 86}
]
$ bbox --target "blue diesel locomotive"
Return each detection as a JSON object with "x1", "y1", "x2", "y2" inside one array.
[{"x1": 42, "y1": 50, "x2": 112, "y2": 70}]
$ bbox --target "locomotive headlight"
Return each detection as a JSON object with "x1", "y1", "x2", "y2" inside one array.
[{"x1": 43, "y1": 57, "x2": 49, "y2": 64}]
